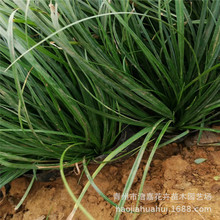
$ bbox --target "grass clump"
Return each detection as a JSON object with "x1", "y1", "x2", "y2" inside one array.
[
  {"x1": 0, "y1": 0, "x2": 121, "y2": 187},
  {"x1": 0, "y1": 0, "x2": 219, "y2": 219}
]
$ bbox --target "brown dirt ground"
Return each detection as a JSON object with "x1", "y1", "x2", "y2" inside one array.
[{"x1": 0, "y1": 133, "x2": 220, "y2": 220}]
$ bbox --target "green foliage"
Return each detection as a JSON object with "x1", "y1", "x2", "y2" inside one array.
[{"x1": 0, "y1": 0, "x2": 219, "y2": 218}]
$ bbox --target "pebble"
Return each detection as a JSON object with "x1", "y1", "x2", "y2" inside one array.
[
  {"x1": 87, "y1": 195, "x2": 98, "y2": 203},
  {"x1": 207, "y1": 147, "x2": 215, "y2": 151}
]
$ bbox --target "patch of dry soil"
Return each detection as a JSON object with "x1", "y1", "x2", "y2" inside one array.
[{"x1": 0, "y1": 140, "x2": 220, "y2": 220}]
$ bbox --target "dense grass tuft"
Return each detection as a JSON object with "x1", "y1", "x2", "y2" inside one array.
[{"x1": 0, "y1": 0, "x2": 219, "y2": 218}]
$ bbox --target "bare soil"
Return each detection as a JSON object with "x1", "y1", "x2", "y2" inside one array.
[{"x1": 0, "y1": 132, "x2": 220, "y2": 220}]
